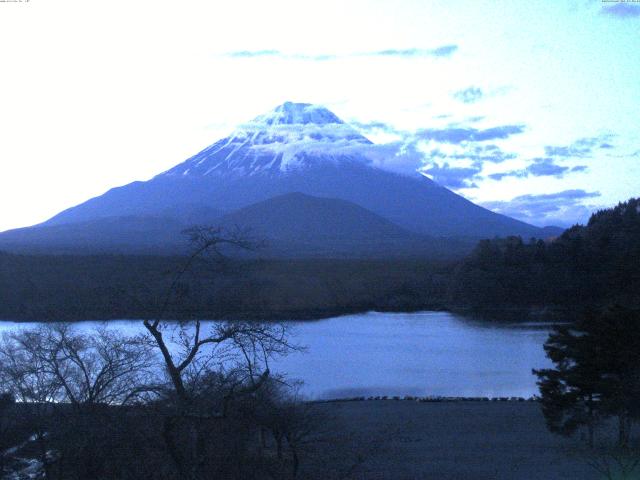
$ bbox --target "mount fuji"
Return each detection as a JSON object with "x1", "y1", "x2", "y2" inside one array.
[{"x1": 0, "y1": 102, "x2": 560, "y2": 256}]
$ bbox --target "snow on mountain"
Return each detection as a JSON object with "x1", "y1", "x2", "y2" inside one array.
[
  {"x1": 0, "y1": 100, "x2": 560, "y2": 247},
  {"x1": 161, "y1": 102, "x2": 373, "y2": 177},
  {"x1": 254, "y1": 101, "x2": 344, "y2": 126}
]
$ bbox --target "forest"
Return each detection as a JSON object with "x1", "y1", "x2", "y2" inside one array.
[
  {"x1": 1, "y1": 198, "x2": 638, "y2": 322},
  {"x1": 449, "y1": 197, "x2": 640, "y2": 316},
  {"x1": 0, "y1": 255, "x2": 451, "y2": 322}
]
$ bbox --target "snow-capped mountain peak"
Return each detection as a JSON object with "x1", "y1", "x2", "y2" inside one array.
[
  {"x1": 33, "y1": 102, "x2": 553, "y2": 241},
  {"x1": 161, "y1": 102, "x2": 372, "y2": 178},
  {"x1": 254, "y1": 101, "x2": 343, "y2": 126}
]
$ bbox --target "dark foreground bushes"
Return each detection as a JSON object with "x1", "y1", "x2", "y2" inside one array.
[
  {"x1": 0, "y1": 321, "x2": 372, "y2": 480},
  {"x1": 0, "y1": 390, "x2": 330, "y2": 479},
  {"x1": 0, "y1": 323, "x2": 305, "y2": 479}
]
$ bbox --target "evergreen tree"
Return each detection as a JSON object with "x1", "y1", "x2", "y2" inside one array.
[{"x1": 534, "y1": 306, "x2": 640, "y2": 446}]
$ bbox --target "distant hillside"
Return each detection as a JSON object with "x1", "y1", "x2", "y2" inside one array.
[
  {"x1": 449, "y1": 197, "x2": 640, "y2": 314},
  {"x1": 219, "y1": 192, "x2": 410, "y2": 242},
  {"x1": 0, "y1": 193, "x2": 475, "y2": 258},
  {"x1": 216, "y1": 192, "x2": 473, "y2": 258},
  {"x1": 0, "y1": 215, "x2": 194, "y2": 254}
]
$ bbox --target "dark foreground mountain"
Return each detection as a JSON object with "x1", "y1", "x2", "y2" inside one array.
[
  {"x1": 216, "y1": 192, "x2": 474, "y2": 258},
  {"x1": 0, "y1": 192, "x2": 474, "y2": 257},
  {"x1": 0, "y1": 102, "x2": 559, "y2": 256}
]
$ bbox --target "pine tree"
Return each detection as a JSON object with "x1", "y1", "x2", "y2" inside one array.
[{"x1": 534, "y1": 306, "x2": 640, "y2": 446}]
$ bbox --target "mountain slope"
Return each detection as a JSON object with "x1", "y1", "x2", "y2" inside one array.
[
  {"x1": 216, "y1": 192, "x2": 441, "y2": 257},
  {"x1": 1, "y1": 102, "x2": 558, "y2": 255},
  {"x1": 0, "y1": 215, "x2": 196, "y2": 254},
  {"x1": 43, "y1": 161, "x2": 547, "y2": 238},
  {"x1": 0, "y1": 193, "x2": 474, "y2": 257},
  {"x1": 220, "y1": 192, "x2": 409, "y2": 241}
]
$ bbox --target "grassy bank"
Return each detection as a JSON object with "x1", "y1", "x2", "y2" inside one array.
[{"x1": 311, "y1": 400, "x2": 605, "y2": 479}]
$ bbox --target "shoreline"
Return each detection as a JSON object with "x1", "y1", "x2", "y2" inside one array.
[
  {"x1": 310, "y1": 395, "x2": 539, "y2": 403},
  {"x1": 0, "y1": 304, "x2": 575, "y2": 324}
]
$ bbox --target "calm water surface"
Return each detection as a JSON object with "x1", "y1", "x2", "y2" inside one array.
[{"x1": 0, "y1": 311, "x2": 555, "y2": 399}]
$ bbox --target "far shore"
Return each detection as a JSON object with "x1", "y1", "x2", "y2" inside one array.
[{"x1": 0, "y1": 304, "x2": 576, "y2": 324}]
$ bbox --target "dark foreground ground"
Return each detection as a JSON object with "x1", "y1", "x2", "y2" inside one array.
[
  {"x1": 0, "y1": 400, "x2": 623, "y2": 479},
  {"x1": 310, "y1": 400, "x2": 602, "y2": 480}
]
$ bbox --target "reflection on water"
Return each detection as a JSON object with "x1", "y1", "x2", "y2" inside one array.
[{"x1": 0, "y1": 311, "x2": 557, "y2": 400}]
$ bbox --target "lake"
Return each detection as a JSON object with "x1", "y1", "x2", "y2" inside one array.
[{"x1": 0, "y1": 311, "x2": 555, "y2": 400}]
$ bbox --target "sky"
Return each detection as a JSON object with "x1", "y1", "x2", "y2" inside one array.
[{"x1": 0, "y1": 0, "x2": 638, "y2": 231}]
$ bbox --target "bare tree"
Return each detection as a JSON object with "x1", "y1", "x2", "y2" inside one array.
[
  {"x1": 0, "y1": 329, "x2": 62, "y2": 479},
  {"x1": 248, "y1": 380, "x2": 326, "y2": 479},
  {"x1": 1, "y1": 325, "x2": 155, "y2": 409},
  {"x1": 0, "y1": 227, "x2": 308, "y2": 479},
  {"x1": 0, "y1": 325, "x2": 159, "y2": 479},
  {"x1": 141, "y1": 226, "x2": 298, "y2": 479}
]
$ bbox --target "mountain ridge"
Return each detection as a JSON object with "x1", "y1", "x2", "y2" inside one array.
[{"x1": 0, "y1": 102, "x2": 563, "y2": 255}]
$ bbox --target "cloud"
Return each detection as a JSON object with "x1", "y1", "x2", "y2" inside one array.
[
  {"x1": 489, "y1": 157, "x2": 588, "y2": 180},
  {"x1": 224, "y1": 45, "x2": 459, "y2": 61},
  {"x1": 418, "y1": 143, "x2": 520, "y2": 188},
  {"x1": 510, "y1": 190, "x2": 600, "y2": 201},
  {"x1": 527, "y1": 158, "x2": 569, "y2": 176},
  {"x1": 544, "y1": 135, "x2": 615, "y2": 157},
  {"x1": 453, "y1": 87, "x2": 484, "y2": 104},
  {"x1": 225, "y1": 50, "x2": 336, "y2": 61},
  {"x1": 349, "y1": 120, "x2": 399, "y2": 134},
  {"x1": 601, "y1": 3, "x2": 640, "y2": 18},
  {"x1": 290, "y1": 53, "x2": 338, "y2": 61},
  {"x1": 358, "y1": 141, "x2": 426, "y2": 176},
  {"x1": 227, "y1": 50, "x2": 281, "y2": 58},
  {"x1": 233, "y1": 118, "x2": 429, "y2": 177},
  {"x1": 481, "y1": 190, "x2": 602, "y2": 227},
  {"x1": 348, "y1": 121, "x2": 524, "y2": 184},
  {"x1": 452, "y1": 86, "x2": 512, "y2": 104},
  {"x1": 430, "y1": 45, "x2": 459, "y2": 57},
  {"x1": 347, "y1": 120, "x2": 524, "y2": 181},
  {"x1": 422, "y1": 163, "x2": 481, "y2": 189},
  {"x1": 416, "y1": 124, "x2": 526, "y2": 144},
  {"x1": 238, "y1": 113, "x2": 569, "y2": 189},
  {"x1": 371, "y1": 45, "x2": 459, "y2": 58},
  {"x1": 480, "y1": 133, "x2": 618, "y2": 183},
  {"x1": 430, "y1": 144, "x2": 516, "y2": 166},
  {"x1": 487, "y1": 172, "x2": 513, "y2": 181}
]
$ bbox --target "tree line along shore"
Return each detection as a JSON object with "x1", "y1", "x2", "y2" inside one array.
[{"x1": 1, "y1": 198, "x2": 638, "y2": 322}]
